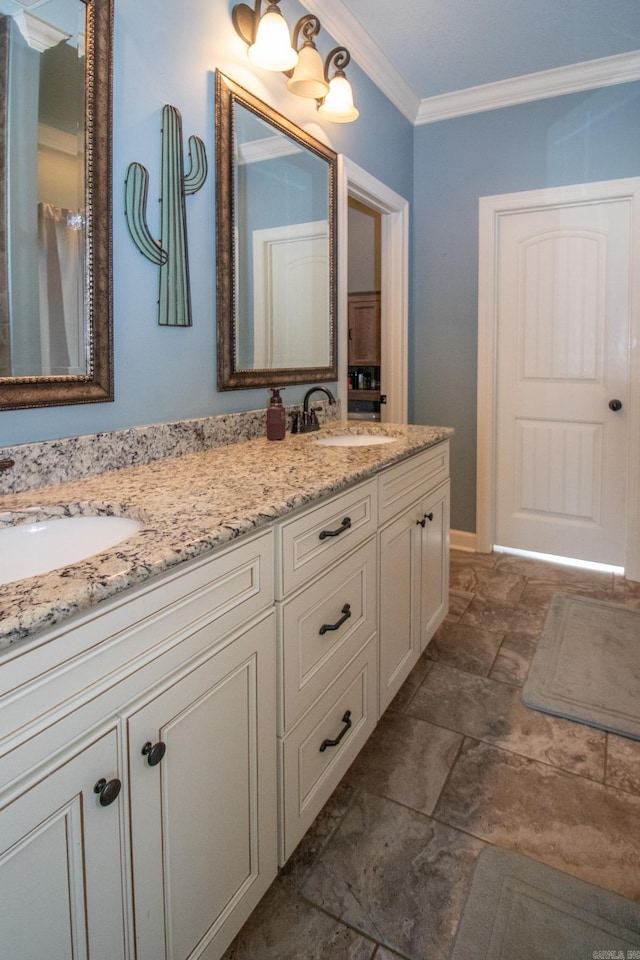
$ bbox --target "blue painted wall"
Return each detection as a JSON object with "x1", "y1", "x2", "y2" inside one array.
[
  {"x1": 412, "y1": 81, "x2": 640, "y2": 533},
  {"x1": 4, "y1": 0, "x2": 638, "y2": 543},
  {"x1": 1, "y1": 0, "x2": 413, "y2": 446}
]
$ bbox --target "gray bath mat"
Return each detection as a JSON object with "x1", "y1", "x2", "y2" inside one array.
[
  {"x1": 450, "y1": 848, "x2": 640, "y2": 960},
  {"x1": 522, "y1": 593, "x2": 640, "y2": 739}
]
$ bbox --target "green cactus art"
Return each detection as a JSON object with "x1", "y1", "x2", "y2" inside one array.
[{"x1": 124, "y1": 105, "x2": 207, "y2": 326}]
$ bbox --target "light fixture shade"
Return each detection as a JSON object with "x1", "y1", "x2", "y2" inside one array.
[
  {"x1": 318, "y1": 74, "x2": 359, "y2": 122},
  {"x1": 286, "y1": 42, "x2": 329, "y2": 99},
  {"x1": 248, "y1": 6, "x2": 298, "y2": 72}
]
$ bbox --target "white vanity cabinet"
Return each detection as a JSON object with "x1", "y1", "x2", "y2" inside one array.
[
  {"x1": 0, "y1": 530, "x2": 277, "y2": 960},
  {"x1": 378, "y1": 442, "x2": 450, "y2": 713},
  {"x1": 0, "y1": 435, "x2": 452, "y2": 956},
  {"x1": 0, "y1": 726, "x2": 126, "y2": 960},
  {"x1": 275, "y1": 480, "x2": 379, "y2": 864}
]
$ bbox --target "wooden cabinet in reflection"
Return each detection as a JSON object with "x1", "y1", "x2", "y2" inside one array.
[{"x1": 348, "y1": 291, "x2": 380, "y2": 366}]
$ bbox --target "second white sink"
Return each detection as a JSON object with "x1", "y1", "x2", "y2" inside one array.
[
  {"x1": 314, "y1": 434, "x2": 397, "y2": 447},
  {"x1": 0, "y1": 515, "x2": 143, "y2": 585}
]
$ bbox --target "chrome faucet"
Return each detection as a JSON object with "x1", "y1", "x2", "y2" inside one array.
[{"x1": 292, "y1": 387, "x2": 336, "y2": 433}]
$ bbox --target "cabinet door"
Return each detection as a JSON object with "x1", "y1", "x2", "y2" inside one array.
[
  {"x1": 421, "y1": 481, "x2": 450, "y2": 649},
  {"x1": 379, "y1": 503, "x2": 423, "y2": 713},
  {"x1": 127, "y1": 614, "x2": 277, "y2": 960},
  {"x1": 348, "y1": 293, "x2": 380, "y2": 365},
  {"x1": 0, "y1": 728, "x2": 126, "y2": 960}
]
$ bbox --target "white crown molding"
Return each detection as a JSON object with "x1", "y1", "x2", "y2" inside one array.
[
  {"x1": 13, "y1": 10, "x2": 70, "y2": 52},
  {"x1": 238, "y1": 135, "x2": 302, "y2": 164},
  {"x1": 298, "y1": 0, "x2": 420, "y2": 123},
  {"x1": 38, "y1": 123, "x2": 79, "y2": 156},
  {"x1": 416, "y1": 49, "x2": 640, "y2": 124},
  {"x1": 298, "y1": 2, "x2": 640, "y2": 125}
]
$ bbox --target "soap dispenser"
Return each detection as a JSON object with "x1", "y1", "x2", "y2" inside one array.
[{"x1": 266, "y1": 387, "x2": 286, "y2": 440}]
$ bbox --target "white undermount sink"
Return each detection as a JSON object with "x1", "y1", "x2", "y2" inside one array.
[
  {"x1": 0, "y1": 515, "x2": 143, "y2": 585},
  {"x1": 314, "y1": 434, "x2": 397, "y2": 447}
]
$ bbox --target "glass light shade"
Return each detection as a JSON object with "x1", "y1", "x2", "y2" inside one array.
[
  {"x1": 318, "y1": 73, "x2": 359, "y2": 123},
  {"x1": 286, "y1": 43, "x2": 329, "y2": 99},
  {"x1": 248, "y1": 7, "x2": 298, "y2": 71}
]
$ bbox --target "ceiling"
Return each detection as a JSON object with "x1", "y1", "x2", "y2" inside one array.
[{"x1": 302, "y1": 0, "x2": 640, "y2": 123}]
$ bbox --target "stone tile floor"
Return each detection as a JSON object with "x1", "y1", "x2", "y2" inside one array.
[{"x1": 223, "y1": 549, "x2": 640, "y2": 960}]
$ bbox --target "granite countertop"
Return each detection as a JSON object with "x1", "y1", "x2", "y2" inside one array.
[{"x1": 0, "y1": 422, "x2": 453, "y2": 649}]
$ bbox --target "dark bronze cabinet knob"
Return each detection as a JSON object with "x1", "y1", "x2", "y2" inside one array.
[
  {"x1": 142, "y1": 740, "x2": 167, "y2": 766},
  {"x1": 94, "y1": 777, "x2": 122, "y2": 806}
]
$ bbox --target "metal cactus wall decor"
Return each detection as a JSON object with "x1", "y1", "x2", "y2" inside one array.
[{"x1": 124, "y1": 105, "x2": 208, "y2": 326}]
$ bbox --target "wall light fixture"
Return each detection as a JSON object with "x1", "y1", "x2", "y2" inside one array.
[
  {"x1": 318, "y1": 47, "x2": 359, "y2": 123},
  {"x1": 232, "y1": 0, "x2": 298, "y2": 72},
  {"x1": 232, "y1": 1, "x2": 359, "y2": 122},
  {"x1": 285, "y1": 15, "x2": 329, "y2": 99}
]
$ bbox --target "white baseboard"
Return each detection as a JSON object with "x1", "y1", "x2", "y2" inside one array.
[{"x1": 450, "y1": 529, "x2": 477, "y2": 553}]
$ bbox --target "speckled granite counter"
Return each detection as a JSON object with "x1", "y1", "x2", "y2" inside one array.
[{"x1": 0, "y1": 422, "x2": 452, "y2": 649}]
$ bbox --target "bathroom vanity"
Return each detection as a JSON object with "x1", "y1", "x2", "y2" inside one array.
[{"x1": 0, "y1": 423, "x2": 451, "y2": 960}]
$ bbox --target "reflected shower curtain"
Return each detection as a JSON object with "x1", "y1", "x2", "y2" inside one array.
[{"x1": 37, "y1": 202, "x2": 85, "y2": 375}]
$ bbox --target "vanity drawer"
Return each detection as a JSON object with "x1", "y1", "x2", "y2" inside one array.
[
  {"x1": 378, "y1": 441, "x2": 449, "y2": 526},
  {"x1": 276, "y1": 479, "x2": 377, "y2": 598},
  {"x1": 278, "y1": 536, "x2": 376, "y2": 734},
  {"x1": 278, "y1": 637, "x2": 377, "y2": 864}
]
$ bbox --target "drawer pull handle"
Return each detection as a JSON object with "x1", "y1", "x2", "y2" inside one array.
[
  {"x1": 319, "y1": 517, "x2": 351, "y2": 540},
  {"x1": 94, "y1": 777, "x2": 122, "y2": 807},
  {"x1": 142, "y1": 740, "x2": 167, "y2": 766},
  {"x1": 319, "y1": 603, "x2": 352, "y2": 635},
  {"x1": 319, "y1": 710, "x2": 352, "y2": 752}
]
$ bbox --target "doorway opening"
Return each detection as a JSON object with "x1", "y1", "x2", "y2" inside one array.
[
  {"x1": 339, "y1": 157, "x2": 409, "y2": 425},
  {"x1": 347, "y1": 197, "x2": 382, "y2": 422}
]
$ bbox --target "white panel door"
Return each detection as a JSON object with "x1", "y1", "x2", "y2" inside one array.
[
  {"x1": 127, "y1": 614, "x2": 277, "y2": 960},
  {"x1": 0, "y1": 729, "x2": 126, "y2": 960},
  {"x1": 495, "y1": 199, "x2": 630, "y2": 565},
  {"x1": 421, "y1": 481, "x2": 450, "y2": 648},
  {"x1": 253, "y1": 221, "x2": 329, "y2": 368},
  {"x1": 378, "y1": 503, "x2": 422, "y2": 713}
]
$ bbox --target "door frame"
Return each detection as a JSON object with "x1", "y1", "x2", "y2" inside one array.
[
  {"x1": 338, "y1": 156, "x2": 409, "y2": 424},
  {"x1": 476, "y1": 177, "x2": 640, "y2": 580}
]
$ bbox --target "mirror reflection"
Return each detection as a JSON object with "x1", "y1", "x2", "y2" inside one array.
[
  {"x1": 1, "y1": 0, "x2": 85, "y2": 376},
  {"x1": 234, "y1": 105, "x2": 330, "y2": 370},
  {"x1": 216, "y1": 71, "x2": 337, "y2": 390},
  {"x1": 0, "y1": 0, "x2": 112, "y2": 410}
]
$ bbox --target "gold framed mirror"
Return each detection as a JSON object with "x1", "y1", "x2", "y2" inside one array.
[
  {"x1": 215, "y1": 71, "x2": 337, "y2": 390},
  {"x1": 0, "y1": 0, "x2": 113, "y2": 411}
]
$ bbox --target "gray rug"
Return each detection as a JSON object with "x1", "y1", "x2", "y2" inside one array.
[
  {"x1": 450, "y1": 848, "x2": 640, "y2": 960},
  {"x1": 522, "y1": 593, "x2": 640, "y2": 739}
]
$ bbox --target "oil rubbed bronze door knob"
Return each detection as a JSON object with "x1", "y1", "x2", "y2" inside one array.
[
  {"x1": 609, "y1": 399, "x2": 623, "y2": 412},
  {"x1": 141, "y1": 741, "x2": 167, "y2": 766},
  {"x1": 94, "y1": 778, "x2": 122, "y2": 806}
]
